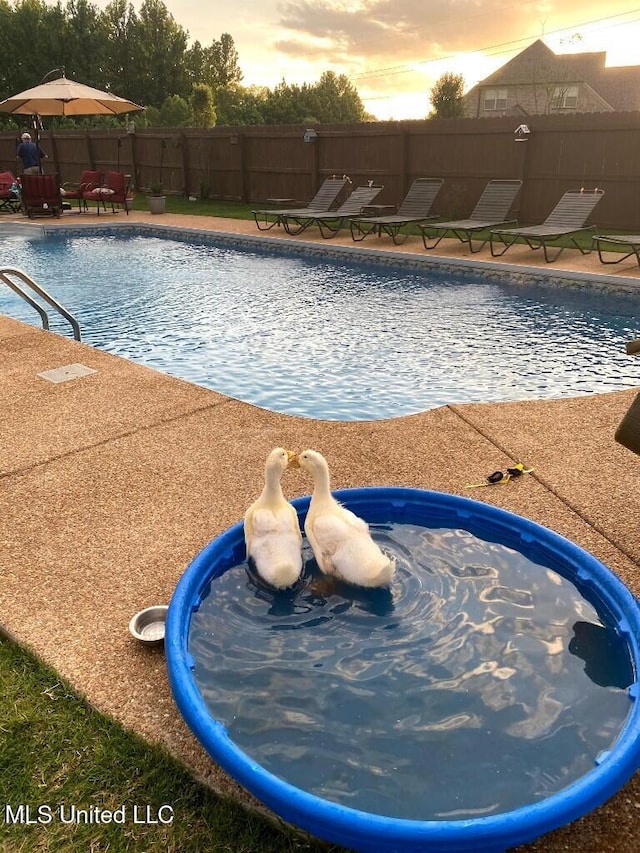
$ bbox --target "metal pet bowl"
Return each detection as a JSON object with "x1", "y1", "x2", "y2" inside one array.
[{"x1": 129, "y1": 605, "x2": 168, "y2": 646}]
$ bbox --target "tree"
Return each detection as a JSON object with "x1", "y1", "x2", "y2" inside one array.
[
  {"x1": 261, "y1": 71, "x2": 366, "y2": 125},
  {"x1": 0, "y1": 1, "x2": 21, "y2": 110},
  {"x1": 214, "y1": 83, "x2": 266, "y2": 125},
  {"x1": 159, "y1": 94, "x2": 191, "y2": 126},
  {"x1": 133, "y1": 0, "x2": 189, "y2": 106},
  {"x1": 307, "y1": 71, "x2": 366, "y2": 123},
  {"x1": 185, "y1": 33, "x2": 242, "y2": 91},
  {"x1": 100, "y1": 0, "x2": 141, "y2": 104},
  {"x1": 138, "y1": 104, "x2": 160, "y2": 126},
  {"x1": 184, "y1": 39, "x2": 206, "y2": 87},
  {"x1": 208, "y1": 33, "x2": 242, "y2": 88},
  {"x1": 191, "y1": 83, "x2": 216, "y2": 127},
  {"x1": 429, "y1": 72, "x2": 465, "y2": 119},
  {"x1": 263, "y1": 79, "x2": 305, "y2": 124},
  {"x1": 9, "y1": 0, "x2": 66, "y2": 90},
  {"x1": 62, "y1": 0, "x2": 109, "y2": 88}
]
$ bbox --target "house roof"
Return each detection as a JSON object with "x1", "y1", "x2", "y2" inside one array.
[
  {"x1": 594, "y1": 65, "x2": 640, "y2": 111},
  {"x1": 480, "y1": 40, "x2": 603, "y2": 86},
  {"x1": 465, "y1": 39, "x2": 640, "y2": 111}
]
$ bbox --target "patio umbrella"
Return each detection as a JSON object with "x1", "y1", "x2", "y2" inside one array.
[
  {"x1": 0, "y1": 73, "x2": 144, "y2": 116},
  {"x1": 0, "y1": 71, "x2": 143, "y2": 176}
]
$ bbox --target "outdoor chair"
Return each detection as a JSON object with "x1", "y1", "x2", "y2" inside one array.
[
  {"x1": 83, "y1": 171, "x2": 131, "y2": 215},
  {"x1": 281, "y1": 184, "x2": 385, "y2": 238},
  {"x1": 349, "y1": 177, "x2": 444, "y2": 244},
  {"x1": 252, "y1": 176, "x2": 350, "y2": 231},
  {"x1": 0, "y1": 170, "x2": 19, "y2": 212},
  {"x1": 61, "y1": 169, "x2": 102, "y2": 212},
  {"x1": 418, "y1": 179, "x2": 523, "y2": 253},
  {"x1": 490, "y1": 188, "x2": 605, "y2": 263},
  {"x1": 20, "y1": 172, "x2": 64, "y2": 218},
  {"x1": 591, "y1": 233, "x2": 640, "y2": 268}
]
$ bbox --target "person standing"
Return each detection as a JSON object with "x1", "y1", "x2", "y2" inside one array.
[{"x1": 16, "y1": 132, "x2": 47, "y2": 175}]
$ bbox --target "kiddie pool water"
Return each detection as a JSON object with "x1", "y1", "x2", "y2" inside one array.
[
  {"x1": 189, "y1": 522, "x2": 633, "y2": 821},
  {"x1": 1, "y1": 232, "x2": 640, "y2": 420}
]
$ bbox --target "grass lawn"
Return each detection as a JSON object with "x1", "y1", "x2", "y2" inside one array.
[
  {"x1": 130, "y1": 194, "x2": 256, "y2": 219},
  {"x1": 0, "y1": 635, "x2": 345, "y2": 853}
]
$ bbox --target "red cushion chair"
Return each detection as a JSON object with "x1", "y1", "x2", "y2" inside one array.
[
  {"x1": 61, "y1": 170, "x2": 102, "y2": 211},
  {"x1": 20, "y1": 173, "x2": 64, "y2": 218},
  {"x1": 83, "y1": 171, "x2": 130, "y2": 215}
]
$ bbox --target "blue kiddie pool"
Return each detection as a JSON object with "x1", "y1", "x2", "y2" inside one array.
[{"x1": 166, "y1": 488, "x2": 640, "y2": 853}]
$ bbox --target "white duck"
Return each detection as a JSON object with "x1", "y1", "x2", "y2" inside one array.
[
  {"x1": 295, "y1": 449, "x2": 396, "y2": 588},
  {"x1": 244, "y1": 447, "x2": 303, "y2": 589}
]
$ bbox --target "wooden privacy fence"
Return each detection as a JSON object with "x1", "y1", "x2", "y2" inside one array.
[{"x1": 1, "y1": 112, "x2": 639, "y2": 229}]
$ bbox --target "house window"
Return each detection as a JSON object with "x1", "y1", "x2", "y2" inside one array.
[
  {"x1": 552, "y1": 85, "x2": 579, "y2": 109},
  {"x1": 483, "y1": 88, "x2": 507, "y2": 111}
]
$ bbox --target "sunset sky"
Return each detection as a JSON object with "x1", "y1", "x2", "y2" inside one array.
[{"x1": 92, "y1": 2, "x2": 640, "y2": 119}]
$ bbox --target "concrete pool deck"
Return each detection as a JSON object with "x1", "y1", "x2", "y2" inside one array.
[{"x1": 1, "y1": 209, "x2": 640, "y2": 851}]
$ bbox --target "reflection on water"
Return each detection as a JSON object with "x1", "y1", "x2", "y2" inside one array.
[
  {"x1": 190, "y1": 524, "x2": 633, "y2": 821},
  {"x1": 246, "y1": 558, "x2": 396, "y2": 621}
]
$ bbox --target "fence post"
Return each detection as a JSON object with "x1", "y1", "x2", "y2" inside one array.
[
  {"x1": 127, "y1": 129, "x2": 139, "y2": 190},
  {"x1": 237, "y1": 132, "x2": 247, "y2": 202},
  {"x1": 399, "y1": 128, "x2": 409, "y2": 194},
  {"x1": 310, "y1": 131, "x2": 319, "y2": 193},
  {"x1": 180, "y1": 132, "x2": 190, "y2": 196},
  {"x1": 516, "y1": 124, "x2": 532, "y2": 222},
  {"x1": 85, "y1": 132, "x2": 95, "y2": 170},
  {"x1": 48, "y1": 130, "x2": 60, "y2": 180}
]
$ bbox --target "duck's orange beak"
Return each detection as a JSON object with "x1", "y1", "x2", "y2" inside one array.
[{"x1": 286, "y1": 450, "x2": 300, "y2": 468}]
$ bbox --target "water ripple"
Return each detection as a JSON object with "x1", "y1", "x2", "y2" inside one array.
[{"x1": 190, "y1": 523, "x2": 633, "y2": 821}]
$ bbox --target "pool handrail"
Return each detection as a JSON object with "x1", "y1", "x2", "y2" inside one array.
[{"x1": 0, "y1": 266, "x2": 81, "y2": 340}]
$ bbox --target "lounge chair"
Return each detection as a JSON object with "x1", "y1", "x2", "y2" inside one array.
[
  {"x1": 83, "y1": 171, "x2": 131, "y2": 215},
  {"x1": 252, "y1": 176, "x2": 349, "y2": 231},
  {"x1": 20, "y1": 173, "x2": 63, "y2": 218},
  {"x1": 490, "y1": 189, "x2": 604, "y2": 263},
  {"x1": 591, "y1": 234, "x2": 640, "y2": 268},
  {"x1": 418, "y1": 179, "x2": 522, "y2": 253},
  {"x1": 349, "y1": 177, "x2": 444, "y2": 244},
  {"x1": 61, "y1": 169, "x2": 102, "y2": 212},
  {"x1": 0, "y1": 170, "x2": 19, "y2": 212},
  {"x1": 282, "y1": 184, "x2": 384, "y2": 238}
]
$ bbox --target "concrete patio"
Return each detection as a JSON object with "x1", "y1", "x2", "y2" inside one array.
[{"x1": 1, "y1": 209, "x2": 639, "y2": 852}]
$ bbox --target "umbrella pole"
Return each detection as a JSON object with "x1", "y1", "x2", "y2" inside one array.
[{"x1": 31, "y1": 114, "x2": 43, "y2": 174}]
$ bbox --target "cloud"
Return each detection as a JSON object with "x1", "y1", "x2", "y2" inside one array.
[
  {"x1": 275, "y1": 0, "x2": 626, "y2": 66},
  {"x1": 276, "y1": 0, "x2": 530, "y2": 56},
  {"x1": 272, "y1": 0, "x2": 536, "y2": 95}
]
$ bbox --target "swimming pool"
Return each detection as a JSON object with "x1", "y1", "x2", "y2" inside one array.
[{"x1": 1, "y1": 230, "x2": 639, "y2": 420}]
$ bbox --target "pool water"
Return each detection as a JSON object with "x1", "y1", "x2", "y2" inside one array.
[
  {"x1": 189, "y1": 523, "x2": 633, "y2": 821},
  {"x1": 1, "y1": 232, "x2": 639, "y2": 420}
]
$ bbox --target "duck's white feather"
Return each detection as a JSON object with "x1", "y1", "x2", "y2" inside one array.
[
  {"x1": 298, "y1": 450, "x2": 395, "y2": 588},
  {"x1": 244, "y1": 448, "x2": 302, "y2": 589}
]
